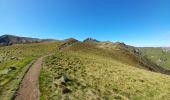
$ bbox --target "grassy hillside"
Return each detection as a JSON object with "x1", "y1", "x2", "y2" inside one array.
[
  {"x1": 139, "y1": 47, "x2": 170, "y2": 70},
  {"x1": 39, "y1": 42, "x2": 170, "y2": 100},
  {"x1": 68, "y1": 42, "x2": 170, "y2": 74},
  {"x1": 0, "y1": 41, "x2": 61, "y2": 100}
]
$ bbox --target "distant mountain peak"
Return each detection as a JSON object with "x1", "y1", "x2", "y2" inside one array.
[{"x1": 83, "y1": 38, "x2": 99, "y2": 43}]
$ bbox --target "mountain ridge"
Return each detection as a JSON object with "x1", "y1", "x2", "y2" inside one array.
[{"x1": 0, "y1": 34, "x2": 54, "y2": 46}]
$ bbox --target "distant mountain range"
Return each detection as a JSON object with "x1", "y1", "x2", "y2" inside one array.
[{"x1": 0, "y1": 35, "x2": 53, "y2": 46}]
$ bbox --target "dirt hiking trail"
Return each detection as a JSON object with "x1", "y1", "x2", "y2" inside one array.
[{"x1": 14, "y1": 56, "x2": 45, "y2": 100}]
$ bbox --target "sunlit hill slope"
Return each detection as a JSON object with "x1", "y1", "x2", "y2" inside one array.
[{"x1": 39, "y1": 38, "x2": 170, "y2": 100}]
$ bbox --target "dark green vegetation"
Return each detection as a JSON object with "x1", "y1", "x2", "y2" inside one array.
[
  {"x1": 40, "y1": 41, "x2": 170, "y2": 100},
  {"x1": 0, "y1": 41, "x2": 61, "y2": 100},
  {"x1": 140, "y1": 47, "x2": 170, "y2": 70}
]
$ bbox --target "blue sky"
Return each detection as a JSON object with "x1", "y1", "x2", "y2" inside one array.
[{"x1": 0, "y1": 0, "x2": 170, "y2": 47}]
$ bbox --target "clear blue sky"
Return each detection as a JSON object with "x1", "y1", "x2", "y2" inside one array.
[{"x1": 0, "y1": 0, "x2": 170, "y2": 47}]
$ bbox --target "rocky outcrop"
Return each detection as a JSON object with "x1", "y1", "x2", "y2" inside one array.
[{"x1": 83, "y1": 38, "x2": 99, "y2": 43}]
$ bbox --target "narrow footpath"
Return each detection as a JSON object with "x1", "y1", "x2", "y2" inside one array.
[{"x1": 14, "y1": 56, "x2": 44, "y2": 100}]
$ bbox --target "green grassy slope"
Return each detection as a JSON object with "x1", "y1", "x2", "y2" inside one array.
[
  {"x1": 0, "y1": 41, "x2": 61, "y2": 100},
  {"x1": 139, "y1": 47, "x2": 170, "y2": 70},
  {"x1": 68, "y1": 42, "x2": 170, "y2": 74},
  {"x1": 40, "y1": 42, "x2": 170, "y2": 100}
]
